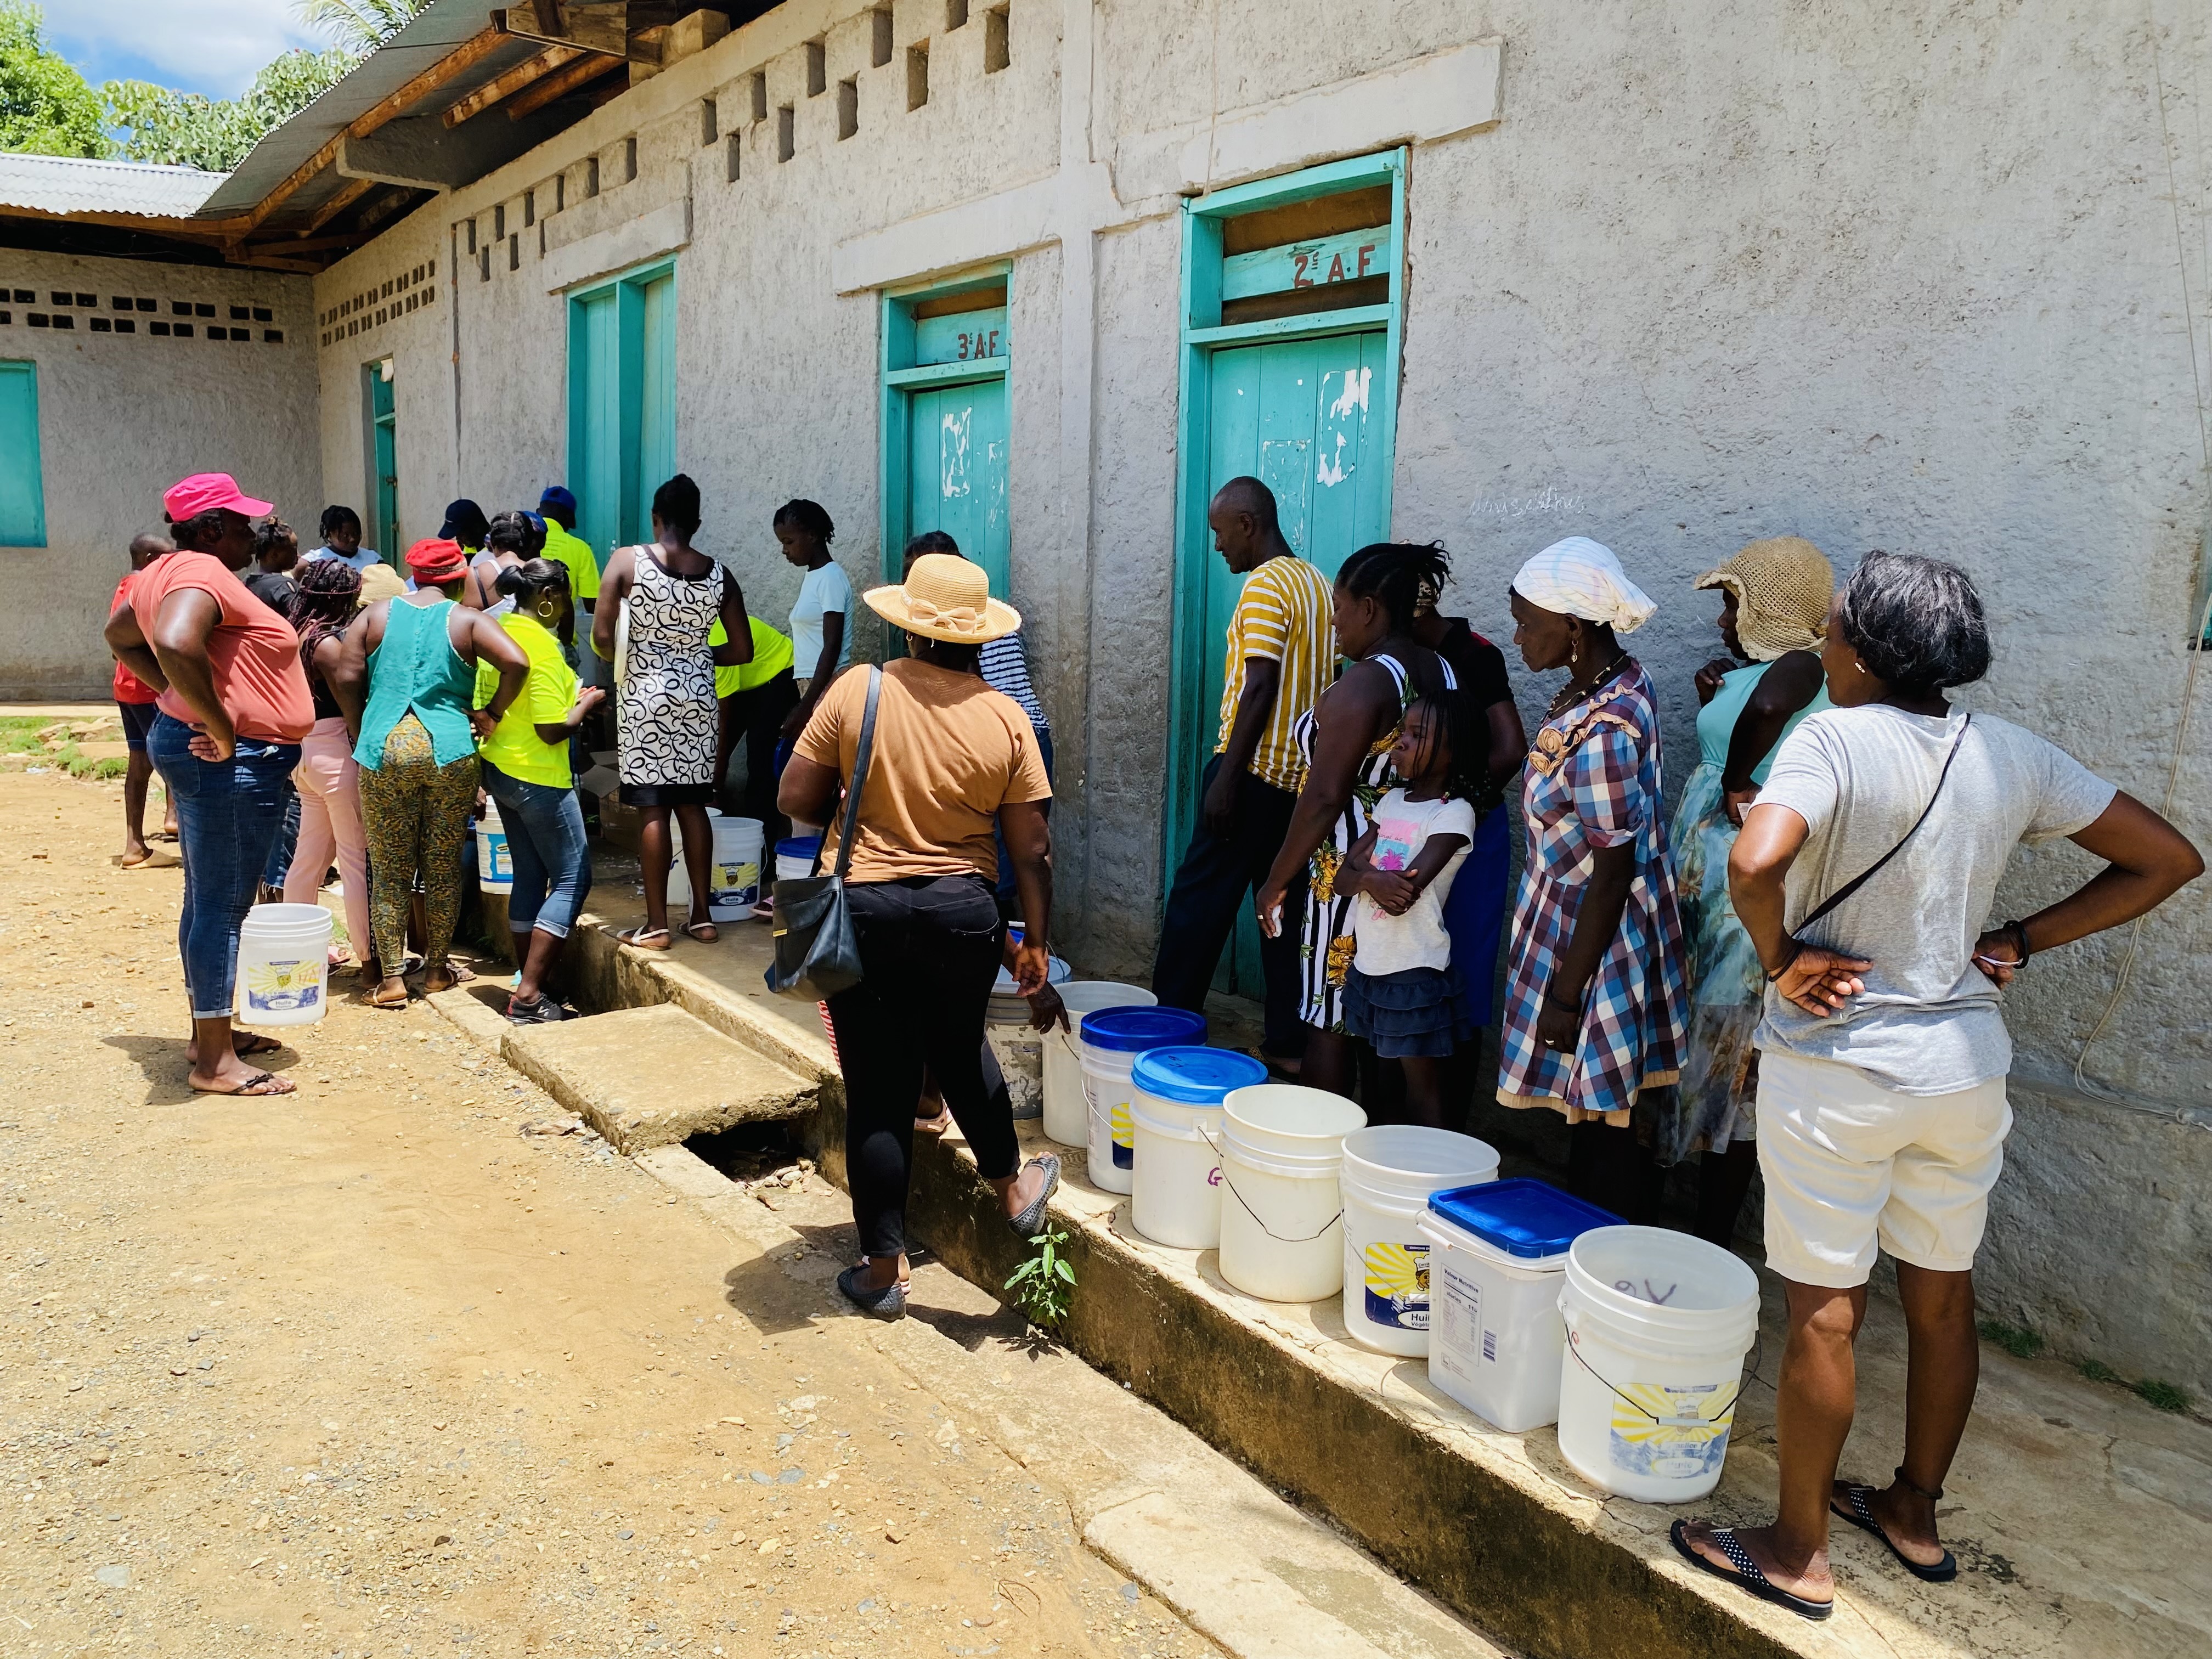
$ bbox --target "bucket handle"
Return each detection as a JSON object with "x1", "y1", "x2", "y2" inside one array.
[
  {"x1": 1198, "y1": 1124, "x2": 1344, "y2": 1245},
  {"x1": 1565, "y1": 1327, "x2": 1762, "y2": 1428}
]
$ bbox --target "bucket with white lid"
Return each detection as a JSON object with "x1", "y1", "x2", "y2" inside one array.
[
  {"x1": 1042, "y1": 983, "x2": 1155, "y2": 1144},
  {"x1": 233, "y1": 902, "x2": 334, "y2": 1026},
  {"x1": 775, "y1": 835, "x2": 822, "y2": 883},
  {"x1": 1419, "y1": 1178, "x2": 1620, "y2": 1431},
  {"x1": 1128, "y1": 1047, "x2": 1268, "y2": 1249},
  {"x1": 1077, "y1": 1007, "x2": 1205, "y2": 1194},
  {"x1": 1338, "y1": 1127, "x2": 1499, "y2": 1356},
  {"x1": 665, "y1": 808, "x2": 722, "y2": 912},
  {"x1": 703, "y1": 815, "x2": 764, "y2": 918},
  {"x1": 1214, "y1": 1085, "x2": 1366, "y2": 1302},
  {"x1": 1555, "y1": 1224, "x2": 1762, "y2": 1502},
  {"x1": 476, "y1": 803, "x2": 512, "y2": 895}
]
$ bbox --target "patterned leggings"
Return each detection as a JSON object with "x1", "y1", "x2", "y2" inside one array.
[{"x1": 358, "y1": 712, "x2": 478, "y2": 974}]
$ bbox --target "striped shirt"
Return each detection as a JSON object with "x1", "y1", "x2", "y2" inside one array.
[
  {"x1": 1216, "y1": 554, "x2": 1334, "y2": 793},
  {"x1": 980, "y1": 630, "x2": 1051, "y2": 740}
]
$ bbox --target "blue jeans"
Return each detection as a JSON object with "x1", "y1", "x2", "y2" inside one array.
[
  {"x1": 150, "y1": 714, "x2": 301, "y2": 1019},
  {"x1": 483, "y1": 764, "x2": 593, "y2": 937}
]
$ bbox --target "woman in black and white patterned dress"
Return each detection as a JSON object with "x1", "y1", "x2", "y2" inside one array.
[{"x1": 592, "y1": 474, "x2": 752, "y2": 949}]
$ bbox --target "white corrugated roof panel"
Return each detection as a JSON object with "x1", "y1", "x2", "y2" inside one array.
[{"x1": 0, "y1": 153, "x2": 227, "y2": 220}]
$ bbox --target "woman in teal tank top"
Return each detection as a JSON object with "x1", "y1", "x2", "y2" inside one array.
[
  {"x1": 1663, "y1": 538, "x2": 1835, "y2": 1238},
  {"x1": 334, "y1": 537, "x2": 528, "y2": 1008}
]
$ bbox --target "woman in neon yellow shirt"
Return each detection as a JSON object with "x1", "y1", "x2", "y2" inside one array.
[
  {"x1": 477, "y1": 559, "x2": 605, "y2": 1022},
  {"x1": 710, "y1": 612, "x2": 797, "y2": 844}
]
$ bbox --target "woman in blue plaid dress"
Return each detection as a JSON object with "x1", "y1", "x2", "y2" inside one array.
[{"x1": 1496, "y1": 540, "x2": 1688, "y2": 1217}]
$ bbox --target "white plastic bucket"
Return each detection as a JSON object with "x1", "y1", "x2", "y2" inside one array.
[
  {"x1": 233, "y1": 902, "x2": 333, "y2": 1026},
  {"x1": 705, "y1": 815, "x2": 764, "y2": 919},
  {"x1": 1338, "y1": 1127, "x2": 1499, "y2": 1356},
  {"x1": 1128, "y1": 1047, "x2": 1268, "y2": 1250},
  {"x1": 775, "y1": 835, "x2": 822, "y2": 883},
  {"x1": 666, "y1": 808, "x2": 721, "y2": 911},
  {"x1": 1042, "y1": 983, "x2": 1155, "y2": 1146},
  {"x1": 476, "y1": 803, "x2": 512, "y2": 895},
  {"x1": 1077, "y1": 1007, "x2": 1205, "y2": 1194},
  {"x1": 1555, "y1": 1225, "x2": 1762, "y2": 1502},
  {"x1": 1215, "y1": 1085, "x2": 1366, "y2": 1302}
]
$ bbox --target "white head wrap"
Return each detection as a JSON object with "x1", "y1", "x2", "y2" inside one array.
[{"x1": 1510, "y1": 537, "x2": 1657, "y2": 634}]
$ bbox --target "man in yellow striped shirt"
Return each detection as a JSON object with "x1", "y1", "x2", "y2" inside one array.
[{"x1": 1152, "y1": 477, "x2": 1335, "y2": 1069}]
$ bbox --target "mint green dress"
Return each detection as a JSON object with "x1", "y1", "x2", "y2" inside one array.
[{"x1": 1660, "y1": 661, "x2": 1829, "y2": 1160}]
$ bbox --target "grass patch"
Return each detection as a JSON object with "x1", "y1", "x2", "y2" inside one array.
[
  {"x1": 2133, "y1": 1378, "x2": 2193, "y2": 1414},
  {"x1": 1978, "y1": 1318, "x2": 2045, "y2": 1359},
  {"x1": 2080, "y1": 1358, "x2": 2121, "y2": 1384},
  {"x1": 0, "y1": 714, "x2": 136, "y2": 783}
]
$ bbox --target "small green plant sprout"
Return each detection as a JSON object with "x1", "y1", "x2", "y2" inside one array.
[
  {"x1": 1977, "y1": 1318, "x2": 2044, "y2": 1359},
  {"x1": 1005, "y1": 1224, "x2": 1075, "y2": 1330},
  {"x1": 2133, "y1": 1378, "x2": 2193, "y2": 1415},
  {"x1": 2079, "y1": 1358, "x2": 2121, "y2": 1384}
]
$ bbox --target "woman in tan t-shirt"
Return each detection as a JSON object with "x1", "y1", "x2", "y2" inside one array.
[{"x1": 778, "y1": 555, "x2": 1060, "y2": 1320}]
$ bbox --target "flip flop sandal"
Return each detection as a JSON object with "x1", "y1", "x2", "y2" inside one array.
[
  {"x1": 363, "y1": 986, "x2": 411, "y2": 1009},
  {"x1": 1669, "y1": 1520, "x2": 1834, "y2": 1622},
  {"x1": 232, "y1": 1032, "x2": 285, "y2": 1058},
  {"x1": 1008, "y1": 1154, "x2": 1061, "y2": 1237},
  {"x1": 615, "y1": 927, "x2": 673, "y2": 951},
  {"x1": 1830, "y1": 1480, "x2": 1958, "y2": 1583},
  {"x1": 120, "y1": 851, "x2": 157, "y2": 869},
  {"x1": 683, "y1": 921, "x2": 720, "y2": 943},
  {"x1": 913, "y1": 1109, "x2": 954, "y2": 1138},
  {"x1": 191, "y1": 1069, "x2": 295, "y2": 1098}
]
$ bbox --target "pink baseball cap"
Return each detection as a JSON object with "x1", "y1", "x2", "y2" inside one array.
[{"x1": 162, "y1": 472, "x2": 274, "y2": 522}]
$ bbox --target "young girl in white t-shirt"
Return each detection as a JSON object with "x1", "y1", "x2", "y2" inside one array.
[{"x1": 1336, "y1": 691, "x2": 1481, "y2": 1126}]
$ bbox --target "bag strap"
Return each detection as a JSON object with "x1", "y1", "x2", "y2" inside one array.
[
  {"x1": 821, "y1": 667, "x2": 881, "y2": 881},
  {"x1": 1800, "y1": 713, "x2": 1972, "y2": 932}
]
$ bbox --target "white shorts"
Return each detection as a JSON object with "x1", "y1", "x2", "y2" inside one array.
[{"x1": 1756, "y1": 1049, "x2": 2012, "y2": 1288}]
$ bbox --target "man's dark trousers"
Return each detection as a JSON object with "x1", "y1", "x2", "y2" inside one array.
[{"x1": 1151, "y1": 754, "x2": 1307, "y2": 1058}]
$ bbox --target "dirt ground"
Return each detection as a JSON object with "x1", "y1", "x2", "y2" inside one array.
[{"x1": 0, "y1": 769, "x2": 1212, "y2": 1659}]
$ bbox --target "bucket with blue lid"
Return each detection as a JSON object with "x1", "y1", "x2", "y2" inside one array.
[
  {"x1": 1076, "y1": 1007, "x2": 1205, "y2": 1194},
  {"x1": 1417, "y1": 1178, "x2": 1621, "y2": 1432},
  {"x1": 1126, "y1": 1046, "x2": 1268, "y2": 1249}
]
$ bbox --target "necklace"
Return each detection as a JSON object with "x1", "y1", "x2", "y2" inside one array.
[{"x1": 1544, "y1": 652, "x2": 1629, "y2": 721}]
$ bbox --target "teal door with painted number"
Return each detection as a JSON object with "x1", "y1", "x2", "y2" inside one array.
[
  {"x1": 1194, "y1": 329, "x2": 1391, "y2": 994},
  {"x1": 907, "y1": 374, "x2": 1009, "y2": 595},
  {"x1": 368, "y1": 364, "x2": 398, "y2": 563}
]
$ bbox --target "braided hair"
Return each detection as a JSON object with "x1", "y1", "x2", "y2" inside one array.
[
  {"x1": 1338, "y1": 541, "x2": 1452, "y2": 634},
  {"x1": 1397, "y1": 685, "x2": 1489, "y2": 805},
  {"x1": 287, "y1": 556, "x2": 362, "y2": 674}
]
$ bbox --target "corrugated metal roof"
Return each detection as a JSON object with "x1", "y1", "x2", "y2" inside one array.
[
  {"x1": 195, "y1": 0, "x2": 501, "y2": 221},
  {"x1": 0, "y1": 153, "x2": 227, "y2": 219}
]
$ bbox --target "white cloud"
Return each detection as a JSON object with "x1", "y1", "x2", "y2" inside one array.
[{"x1": 47, "y1": 0, "x2": 331, "y2": 99}]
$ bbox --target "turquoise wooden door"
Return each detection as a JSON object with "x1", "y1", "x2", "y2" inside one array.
[
  {"x1": 633, "y1": 270, "x2": 676, "y2": 541},
  {"x1": 906, "y1": 377, "x2": 1009, "y2": 594},
  {"x1": 1194, "y1": 328, "x2": 1391, "y2": 994},
  {"x1": 369, "y1": 367, "x2": 398, "y2": 562},
  {"x1": 570, "y1": 287, "x2": 620, "y2": 558},
  {"x1": 0, "y1": 362, "x2": 45, "y2": 547}
]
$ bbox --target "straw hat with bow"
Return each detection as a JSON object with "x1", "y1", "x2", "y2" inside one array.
[{"x1": 864, "y1": 553, "x2": 1020, "y2": 645}]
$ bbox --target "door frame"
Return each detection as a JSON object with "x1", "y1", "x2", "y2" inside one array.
[
  {"x1": 565, "y1": 255, "x2": 677, "y2": 552},
  {"x1": 1164, "y1": 148, "x2": 1409, "y2": 885},
  {"x1": 363, "y1": 357, "x2": 397, "y2": 564},
  {"x1": 878, "y1": 262, "x2": 1013, "y2": 589}
]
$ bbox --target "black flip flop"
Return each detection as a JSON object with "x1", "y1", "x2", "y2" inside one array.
[
  {"x1": 190, "y1": 1069, "x2": 295, "y2": 1098},
  {"x1": 1830, "y1": 1483, "x2": 1958, "y2": 1582},
  {"x1": 1669, "y1": 1520, "x2": 1833, "y2": 1622}
]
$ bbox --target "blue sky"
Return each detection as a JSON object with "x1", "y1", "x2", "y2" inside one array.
[{"x1": 43, "y1": 0, "x2": 328, "y2": 100}]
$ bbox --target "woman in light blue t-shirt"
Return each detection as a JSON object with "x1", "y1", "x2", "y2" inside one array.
[{"x1": 774, "y1": 498, "x2": 852, "y2": 746}]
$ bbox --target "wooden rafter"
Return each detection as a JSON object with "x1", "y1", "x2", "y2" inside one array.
[
  {"x1": 236, "y1": 26, "x2": 509, "y2": 235},
  {"x1": 444, "y1": 43, "x2": 583, "y2": 125},
  {"x1": 505, "y1": 51, "x2": 625, "y2": 120},
  {"x1": 301, "y1": 174, "x2": 378, "y2": 235}
]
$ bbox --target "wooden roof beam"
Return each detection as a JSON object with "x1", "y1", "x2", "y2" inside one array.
[
  {"x1": 504, "y1": 51, "x2": 625, "y2": 120},
  {"x1": 444, "y1": 43, "x2": 583, "y2": 125}
]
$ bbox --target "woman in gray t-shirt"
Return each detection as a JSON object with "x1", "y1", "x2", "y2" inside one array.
[{"x1": 1672, "y1": 553, "x2": 2200, "y2": 1622}]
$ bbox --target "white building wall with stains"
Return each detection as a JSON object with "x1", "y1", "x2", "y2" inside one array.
[
  {"x1": 307, "y1": 0, "x2": 2212, "y2": 1393},
  {"x1": 0, "y1": 251, "x2": 319, "y2": 697}
]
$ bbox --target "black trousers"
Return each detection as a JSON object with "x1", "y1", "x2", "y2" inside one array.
[
  {"x1": 1151, "y1": 755, "x2": 1307, "y2": 1057},
  {"x1": 826, "y1": 874, "x2": 1018, "y2": 1258},
  {"x1": 719, "y1": 668, "x2": 800, "y2": 845}
]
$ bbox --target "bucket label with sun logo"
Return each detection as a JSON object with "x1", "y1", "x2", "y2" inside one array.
[
  {"x1": 1606, "y1": 1376, "x2": 1734, "y2": 1480},
  {"x1": 1362, "y1": 1240, "x2": 1431, "y2": 1329},
  {"x1": 242, "y1": 958, "x2": 323, "y2": 1014},
  {"x1": 1109, "y1": 1099, "x2": 1135, "y2": 1168}
]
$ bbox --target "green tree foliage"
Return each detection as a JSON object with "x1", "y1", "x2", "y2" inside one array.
[
  {"x1": 295, "y1": 0, "x2": 429, "y2": 56},
  {"x1": 0, "y1": 2, "x2": 108, "y2": 157},
  {"x1": 105, "y1": 47, "x2": 354, "y2": 172}
]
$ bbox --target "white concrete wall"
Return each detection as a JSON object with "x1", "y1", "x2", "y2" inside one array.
[
  {"x1": 0, "y1": 251, "x2": 319, "y2": 697},
  {"x1": 311, "y1": 0, "x2": 2212, "y2": 1391}
]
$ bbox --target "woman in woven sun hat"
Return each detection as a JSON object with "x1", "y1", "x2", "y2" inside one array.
[
  {"x1": 778, "y1": 553, "x2": 1062, "y2": 1321},
  {"x1": 1664, "y1": 536, "x2": 1836, "y2": 1243},
  {"x1": 1495, "y1": 537, "x2": 1688, "y2": 1222}
]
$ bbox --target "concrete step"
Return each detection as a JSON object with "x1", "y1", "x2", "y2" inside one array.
[{"x1": 500, "y1": 1001, "x2": 816, "y2": 1154}]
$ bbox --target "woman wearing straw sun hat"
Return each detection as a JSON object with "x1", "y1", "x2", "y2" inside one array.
[{"x1": 778, "y1": 553, "x2": 1062, "y2": 1320}]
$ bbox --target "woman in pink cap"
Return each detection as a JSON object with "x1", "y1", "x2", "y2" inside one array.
[{"x1": 103, "y1": 473, "x2": 317, "y2": 1097}]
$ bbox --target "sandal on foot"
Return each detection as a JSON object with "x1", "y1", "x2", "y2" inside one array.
[
  {"x1": 191, "y1": 1069, "x2": 296, "y2": 1098},
  {"x1": 837, "y1": 1266, "x2": 909, "y2": 1321},
  {"x1": 914, "y1": 1106, "x2": 953, "y2": 1138},
  {"x1": 683, "y1": 919, "x2": 720, "y2": 943},
  {"x1": 615, "y1": 927, "x2": 673, "y2": 951},
  {"x1": 1830, "y1": 1480, "x2": 1957, "y2": 1583},
  {"x1": 363, "y1": 985, "x2": 410, "y2": 1009},
  {"x1": 1008, "y1": 1154, "x2": 1060, "y2": 1238},
  {"x1": 1669, "y1": 1521, "x2": 1832, "y2": 1621}
]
